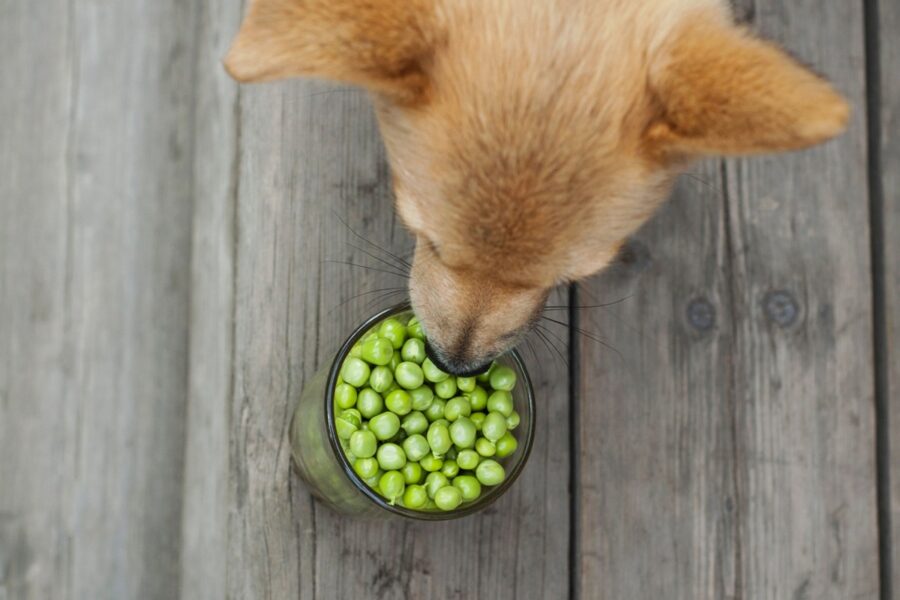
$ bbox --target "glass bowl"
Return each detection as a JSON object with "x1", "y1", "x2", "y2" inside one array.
[{"x1": 290, "y1": 302, "x2": 535, "y2": 520}]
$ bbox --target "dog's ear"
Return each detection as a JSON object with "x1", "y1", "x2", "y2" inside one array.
[
  {"x1": 224, "y1": 0, "x2": 433, "y2": 101},
  {"x1": 646, "y1": 15, "x2": 849, "y2": 157}
]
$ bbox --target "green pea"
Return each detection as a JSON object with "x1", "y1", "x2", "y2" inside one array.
[
  {"x1": 368, "y1": 366, "x2": 394, "y2": 393},
  {"x1": 422, "y1": 358, "x2": 449, "y2": 382},
  {"x1": 349, "y1": 430, "x2": 377, "y2": 458},
  {"x1": 403, "y1": 484, "x2": 428, "y2": 509},
  {"x1": 470, "y1": 412, "x2": 486, "y2": 430},
  {"x1": 441, "y1": 459, "x2": 460, "y2": 478},
  {"x1": 401, "y1": 411, "x2": 429, "y2": 435},
  {"x1": 427, "y1": 422, "x2": 452, "y2": 457},
  {"x1": 369, "y1": 412, "x2": 400, "y2": 441},
  {"x1": 401, "y1": 338, "x2": 427, "y2": 364},
  {"x1": 456, "y1": 449, "x2": 481, "y2": 470},
  {"x1": 407, "y1": 316, "x2": 425, "y2": 340},
  {"x1": 335, "y1": 412, "x2": 359, "y2": 440},
  {"x1": 476, "y1": 459, "x2": 506, "y2": 486},
  {"x1": 444, "y1": 397, "x2": 471, "y2": 421},
  {"x1": 426, "y1": 499, "x2": 438, "y2": 510},
  {"x1": 390, "y1": 350, "x2": 402, "y2": 370},
  {"x1": 475, "y1": 438, "x2": 496, "y2": 457},
  {"x1": 420, "y1": 454, "x2": 444, "y2": 473},
  {"x1": 378, "y1": 318, "x2": 407, "y2": 349},
  {"x1": 495, "y1": 431, "x2": 519, "y2": 458},
  {"x1": 401, "y1": 462, "x2": 423, "y2": 485},
  {"x1": 385, "y1": 389, "x2": 412, "y2": 415},
  {"x1": 506, "y1": 410, "x2": 520, "y2": 430},
  {"x1": 482, "y1": 411, "x2": 508, "y2": 442},
  {"x1": 410, "y1": 386, "x2": 434, "y2": 411},
  {"x1": 342, "y1": 408, "x2": 362, "y2": 423},
  {"x1": 350, "y1": 344, "x2": 363, "y2": 359},
  {"x1": 434, "y1": 485, "x2": 463, "y2": 511},
  {"x1": 489, "y1": 365, "x2": 516, "y2": 391},
  {"x1": 424, "y1": 398, "x2": 446, "y2": 422},
  {"x1": 376, "y1": 443, "x2": 407, "y2": 470},
  {"x1": 354, "y1": 457, "x2": 379, "y2": 479},
  {"x1": 357, "y1": 388, "x2": 384, "y2": 418},
  {"x1": 434, "y1": 378, "x2": 457, "y2": 399},
  {"x1": 456, "y1": 376, "x2": 476, "y2": 393},
  {"x1": 395, "y1": 362, "x2": 425, "y2": 390},
  {"x1": 334, "y1": 383, "x2": 358, "y2": 409},
  {"x1": 379, "y1": 470, "x2": 405, "y2": 504},
  {"x1": 425, "y1": 472, "x2": 449, "y2": 499},
  {"x1": 341, "y1": 357, "x2": 370, "y2": 387},
  {"x1": 360, "y1": 337, "x2": 393, "y2": 366},
  {"x1": 445, "y1": 446, "x2": 458, "y2": 461},
  {"x1": 475, "y1": 362, "x2": 496, "y2": 383},
  {"x1": 339, "y1": 437, "x2": 353, "y2": 457},
  {"x1": 466, "y1": 386, "x2": 488, "y2": 411},
  {"x1": 453, "y1": 475, "x2": 482, "y2": 501},
  {"x1": 487, "y1": 390, "x2": 514, "y2": 417},
  {"x1": 449, "y1": 417, "x2": 477, "y2": 448},
  {"x1": 402, "y1": 434, "x2": 430, "y2": 462},
  {"x1": 432, "y1": 418, "x2": 450, "y2": 428}
]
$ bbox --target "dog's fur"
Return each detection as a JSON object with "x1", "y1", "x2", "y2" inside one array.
[{"x1": 225, "y1": 0, "x2": 848, "y2": 374}]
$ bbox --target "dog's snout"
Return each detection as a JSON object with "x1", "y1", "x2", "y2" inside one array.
[{"x1": 424, "y1": 340, "x2": 492, "y2": 377}]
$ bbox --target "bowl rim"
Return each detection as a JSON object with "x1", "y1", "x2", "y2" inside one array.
[{"x1": 324, "y1": 302, "x2": 536, "y2": 520}]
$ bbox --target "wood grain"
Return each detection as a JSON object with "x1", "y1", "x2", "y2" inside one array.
[
  {"x1": 576, "y1": 1, "x2": 878, "y2": 598},
  {"x1": 179, "y1": 0, "x2": 242, "y2": 599},
  {"x1": 878, "y1": 0, "x2": 900, "y2": 592},
  {"x1": 575, "y1": 164, "x2": 740, "y2": 600},
  {"x1": 0, "y1": 0, "x2": 196, "y2": 598}
]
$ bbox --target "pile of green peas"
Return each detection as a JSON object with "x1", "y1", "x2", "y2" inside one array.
[{"x1": 333, "y1": 315, "x2": 521, "y2": 512}]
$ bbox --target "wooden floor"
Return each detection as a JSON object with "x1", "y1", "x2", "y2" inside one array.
[{"x1": 1, "y1": 0, "x2": 896, "y2": 599}]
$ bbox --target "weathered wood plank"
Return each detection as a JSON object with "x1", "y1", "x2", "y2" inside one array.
[
  {"x1": 0, "y1": 2, "x2": 74, "y2": 598},
  {"x1": 227, "y1": 76, "x2": 570, "y2": 599},
  {"x1": 724, "y1": 3, "x2": 876, "y2": 597},
  {"x1": 879, "y1": 0, "x2": 900, "y2": 592},
  {"x1": 0, "y1": 0, "x2": 197, "y2": 599},
  {"x1": 576, "y1": 165, "x2": 739, "y2": 600},
  {"x1": 577, "y1": 1, "x2": 877, "y2": 598},
  {"x1": 179, "y1": 1, "x2": 242, "y2": 599}
]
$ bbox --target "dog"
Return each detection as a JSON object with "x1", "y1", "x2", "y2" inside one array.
[{"x1": 224, "y1": 0, "x2": 848, "y2": 376}]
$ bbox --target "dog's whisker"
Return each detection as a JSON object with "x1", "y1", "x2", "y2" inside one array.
[
  {"x1": 539, "y1": 316, "x2": 622, "y2": 360},
  {"x1": 542, "y1": 294, "x2": 634, "y2": 312},
  {"x1": 533, "y1": 325, "x2": 569, "y2": 371},
  {"x1": 360, "y1": 289, "x2": 409, "y2": 313},
  {"x1": 347, "y1": 242, "x2": 411, "y2": 275},
  {"x1": 333, "y1": 210, "x2": 413, "y2": 269},
  {"x1": 323, "y1": 260, "x2": 409, "y2": 279}
]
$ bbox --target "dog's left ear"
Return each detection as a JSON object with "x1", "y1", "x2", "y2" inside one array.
[
  {"x1": 224, "y1": 0, "x2": 434, "y2": 101},
  {"x1": 646, "y1": 13, "x2": 850, "y2": 157}
]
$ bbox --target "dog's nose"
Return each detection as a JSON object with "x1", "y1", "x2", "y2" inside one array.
[{"x1": 424, "y1": 340, "x2": 492, "y2": 377}]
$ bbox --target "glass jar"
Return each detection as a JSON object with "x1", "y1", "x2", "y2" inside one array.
[{"x1": 290, "y1": 302, "x2": 535, "y2": 520}]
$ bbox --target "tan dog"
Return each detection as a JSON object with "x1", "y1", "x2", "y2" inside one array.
[{"x1": 225, "y1": 0, "x2": 848, "y2": 375}]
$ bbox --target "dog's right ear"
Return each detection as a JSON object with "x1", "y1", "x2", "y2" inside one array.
[{"x1": 224, "y1": 0, "x2": 434, "y2": 101}]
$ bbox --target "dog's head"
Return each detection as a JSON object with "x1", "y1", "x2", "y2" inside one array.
[{"x1": 226, "y1": 0, "x2": 848, "y2": 374}]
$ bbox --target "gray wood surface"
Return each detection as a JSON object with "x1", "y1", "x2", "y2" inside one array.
[
  {"x1": 0, "y1": 0, "x2": 196, "y2": 599},
  {"x1": 225, "y1": 76, "x2": 571, "y2": 599},
  {"x1": 178, "y1": 1, "x2": 242, "y2": 599},
  {"x1": 0, "y1": 0, "x2": 892, "y2": 598},
  {"x1": 576, "y1": 1, "x2": 879, "y2": 598},
  {"x1": 880, "y1": 0, "x2": 900, "y2": 594}
]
